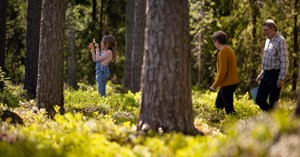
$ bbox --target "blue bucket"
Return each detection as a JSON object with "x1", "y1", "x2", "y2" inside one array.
[{"x1": 250, "y1": 87, "x2": 258, "y2": 104}]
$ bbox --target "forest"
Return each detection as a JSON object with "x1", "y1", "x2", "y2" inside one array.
[{"x1": 0, "y1": 0, "x2": 300, "y2": 156}]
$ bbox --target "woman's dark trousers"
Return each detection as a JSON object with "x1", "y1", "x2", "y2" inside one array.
[{"x1": 215, "y1": 84, "x2": 238, "y2": 114}]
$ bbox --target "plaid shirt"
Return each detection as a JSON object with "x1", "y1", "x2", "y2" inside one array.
[{"x1": 262, "y1": 33, "x2": 289, "y2": 80}]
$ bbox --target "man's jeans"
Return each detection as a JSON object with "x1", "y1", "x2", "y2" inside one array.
[
  {"x1": 256, "y1": 70, "x2": 281, "y2": 111},
  {"x1": 96, "y1": 62, "x2": 110, "y2": 96}
]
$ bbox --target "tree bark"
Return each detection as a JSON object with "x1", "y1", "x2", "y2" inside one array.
[
  {"x1": 294, "y1": 0, "x2": 300, "y2": 116},
  {"x1": 92, "y1": 0, "x2": 97, "y2": 21},
  {"x1": 87, "y1": 0, "x2": 98, "y2": 84},
  {"x1": 24, "y1": 0, "x2": 42, "y2": 98},
  {"x1": 196, "y1": 31, "x2": 203, "y2": 85},
  {"x1": 250, "y1": 0, "x2": 260, "y2": 79},
  {"x1": 123, "y1": 0, "x2": 135, "y2": 89},
  {"x1": 0, "y1": 0, "x2": 7, "y2": 90},
  {"x1": 130, "y1": 0, "x2": 146, "y2": 93},
  {"x1": 295, "y1": 64, "x2": 300, "y2": 116},
  {"x1": 36, "y1": 0, "x2": 67, "y2": 117},
  {"x1": 137, "y1": 0, "x2": 198, "y2": 135},
  {"x1": 292, "y1": 0, "x2": 299, "y2": 91},
  {"x1": 99, "y1": 0, "x2": 104, "y2": 38},
  {"x1": 66, "y1": 5, "x2": 78, "y2": 90}
]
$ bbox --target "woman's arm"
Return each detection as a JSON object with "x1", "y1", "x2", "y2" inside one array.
[{"x1": 211, "y1": 50, "x2": 228, "y2": 88}]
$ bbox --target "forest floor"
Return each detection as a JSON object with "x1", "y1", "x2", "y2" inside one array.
[{"x1": 0, "y1": 81, "x2": 299, "y2": 157}]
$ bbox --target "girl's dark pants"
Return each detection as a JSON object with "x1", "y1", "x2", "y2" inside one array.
[
  {"x1": 255, "y1": 70, "x2": 281, "y2": 111},
  {"x1": 216, "y1": 84, "x2": 238, "y2": 114}
]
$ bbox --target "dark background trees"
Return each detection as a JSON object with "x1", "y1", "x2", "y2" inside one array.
[
  {"x1": 2, "y1": 0, "x2": 299, "y2": 93},
  {"x1": 189, "y1": 0, "x2": 299, "y2": 94},
  {"x1": 1, "y1": 0, "x2": 299, "y2": 117},
  {"x1": 130, "y1": 0, "x2": 146, "y2": 93},
  {"x1": 0, "y1": 0, "x2": 7, "y2": 71},
  {"x1": 0, "y1": 0, "x2": 7, "y2": 90},
  {"x1": 123, "y1": 0, "x2": 135, "y2": 89},
  {"x1": 24, "y1": 0, "x2": 42, "y2": 98},
  {"x1": 292, "y1": 0, "x2": 299, "y2": 91}
]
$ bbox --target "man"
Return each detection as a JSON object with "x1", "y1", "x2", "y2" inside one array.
[
  {"x1": 256, "y1": 19, "x2": 289, "y2": 111},
  {"x1": 209, "y1": 31, "x2": 240, "y2": 114}
]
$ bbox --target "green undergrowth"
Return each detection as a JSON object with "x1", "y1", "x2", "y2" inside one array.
[{"x1": 0, "y1": 82, "x2": 299, "y2": 157}]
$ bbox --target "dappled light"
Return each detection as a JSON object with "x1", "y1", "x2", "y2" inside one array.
[
  {"x1": 0, "y1": 0, "x2": 299, "y2": 156},
  {"x1": 0, "y1": 82, "x2": 299, "y2": 156}
]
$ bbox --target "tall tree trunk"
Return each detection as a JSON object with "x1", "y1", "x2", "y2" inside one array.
[
  {"x1": 196, "y1": 31, "x2": 203, "y2": 85},
  {"x1": 87, "y1": 0, "x2": 98, "y2": 84},
  {"x1": 99, "y1": 0, "x2": 104, "y2": 38},
  {"x1": 0, "y1": 0, "x2": 7, "y2": 90},
  {"x1": 123, "y1": 0, "x2": 135, "y2": 89},
  {"x1": 295, "y1": 91, "x2": 300, "y2": 117},
  {"x1": 250, "y1": 0, "x2": 260, "y2": 79},
  {"x1": 293, "y1": 0, "x2": 300, "y2": 117},
  {"x1": 66, "y1": 5, "x2": 78, "y2": 90},
  {"x1": 92, "y1": 0, "x2": 97, "y2": 21},
  {"x1": 295, "y1": 70, "x2": 300, "y2": 117},
  {"x1": 292, "y1": 0, "x2": 299, "y2": 91},
  {"x1": 295, "y1": 62, "x2": 300, "y2": 116},
  {"x1": 36, "y1": 0, "x2": 67, "y2": 117},
  {"x1": 137, "y1": 0, "x2": 197, "y2": 135},
  {"x1": 130, "y1": 0, "x2": 146, "y2": 93},
  {"x1": 24, "y1": 0, "x2": 42, "y2": 98}
]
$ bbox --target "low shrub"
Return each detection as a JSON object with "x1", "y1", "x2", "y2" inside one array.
[{"x1": 0, "y1": 83, "x2": 298, "y2": 157}]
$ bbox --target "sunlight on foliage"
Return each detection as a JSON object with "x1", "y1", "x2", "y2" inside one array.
[{"x1": 0, "y1": 83, "x2": 299, "y2": 157}]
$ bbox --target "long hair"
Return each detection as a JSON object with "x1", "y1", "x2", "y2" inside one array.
[
  {"x1": 102, "y1": 35, "x2": 116, "y2": 62},
  {"x1": 102, "y1": 35, "x2": 115, "y2": 53}
]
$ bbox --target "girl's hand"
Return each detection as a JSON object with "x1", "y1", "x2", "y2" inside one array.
[
  {"x1": 88, "y1": 43, "x2": 95, "y2": 50},
  {"x1": 95, "y1": 42, "x2": 100, "y2": 50}
]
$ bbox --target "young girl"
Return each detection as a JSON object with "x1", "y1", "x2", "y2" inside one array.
[{"x1": 88, "y1": 35, "x2": 115, "y2": 96}]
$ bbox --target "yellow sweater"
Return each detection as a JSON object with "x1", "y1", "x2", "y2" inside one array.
[{"x1": 211, "y1": 46, "x2": 240, "y2": 88}]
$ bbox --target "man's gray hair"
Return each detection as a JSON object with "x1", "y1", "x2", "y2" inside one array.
[{"x1": 263, "y1": 19, "x2": 277, "y2": 31}]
